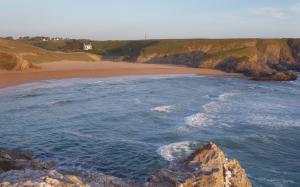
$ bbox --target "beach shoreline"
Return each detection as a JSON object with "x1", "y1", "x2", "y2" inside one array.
[{"x1": 0, "y1": 60, "x2": 240, "y2": 89}]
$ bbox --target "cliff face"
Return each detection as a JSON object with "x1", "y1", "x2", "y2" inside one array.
[
  {"x1": 19, "y1": 38, "x2": 300, "y2": 80},
  {"x1": 98, "y1": 39, "x2": 300, "y2": 81},
  {"x1": 0, "y1": 143, "x2": 252, "y2": 187}
]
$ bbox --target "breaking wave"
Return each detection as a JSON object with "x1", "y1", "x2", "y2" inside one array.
[
  {"x1": 218, "y1": 92, "x2": 239, "y2": 102},
  {"x1": 184, "y1": 112, "x2": 209, "y2": 127},
  {"x1": 183, "y1": 92, "x2": 239, "y2": 130},
  {"x1": 151, "y1": 105, "x2": 175, "y2": 113},
  {"x1": 157, "y1": 141, "x2": 198, "y2": 161}
]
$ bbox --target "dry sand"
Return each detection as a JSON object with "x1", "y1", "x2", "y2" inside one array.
[{"x1": 0, "y1": 60, "x2": 239, "y2": 89}]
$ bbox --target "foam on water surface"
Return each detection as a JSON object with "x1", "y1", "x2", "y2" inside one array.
[
  {"x1": 151, "y1": 105, "x2": 175, "y2": 113},
  {"x1": 157, "y1": 141, "x2": 198, "y2": 161},
  {"x1": 0, "y1": 75, "x2": 299, "y2": 185}
]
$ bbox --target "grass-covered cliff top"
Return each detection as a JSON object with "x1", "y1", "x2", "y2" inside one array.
[
  {"x1": 6, "y1": 38, "x2": 300, "y2": 80},
  {"x1": 24, "y1": 38, "x2": 295, "y2": 62},
  {"x1": 0, "y1": 38, "x2": 94, "y2": 70}
]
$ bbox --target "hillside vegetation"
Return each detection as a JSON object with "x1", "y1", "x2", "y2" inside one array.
[
  {"x1": 0, "y1": 39, "x2": 94, "y2": 71},
  {"x1": 24, "y1": 38, "x2": 300, "y2": 80}
]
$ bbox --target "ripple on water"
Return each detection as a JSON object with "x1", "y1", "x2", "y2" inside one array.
[{"x1": 0, "y1": 75, "x2": 299, "y2": 185}]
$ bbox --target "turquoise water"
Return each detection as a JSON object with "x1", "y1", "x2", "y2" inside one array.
[{"x1": 0, "y1": 75, "x2": 299, "y2": 187}]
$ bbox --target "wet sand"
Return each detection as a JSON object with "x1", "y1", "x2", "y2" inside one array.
[{"x1": 0, "y1": 60, "x2": 239, "y2": 88}]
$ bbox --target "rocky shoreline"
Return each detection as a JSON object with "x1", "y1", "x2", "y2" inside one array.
[{"x1": 0, "y1": 142, "x2": 251, "y2": 187}]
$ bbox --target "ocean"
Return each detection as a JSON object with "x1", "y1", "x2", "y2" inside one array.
[{"x1": 0, "y1": 75, "x2": 299, "y2": 187}]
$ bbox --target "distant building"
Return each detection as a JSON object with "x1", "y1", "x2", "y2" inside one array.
[
  {"x1": 82, "y1": 43, "x2": 93, "y2": 51},
  {"x1": 32, "y1": 36, "x2": 50, "y2": 41},
  {"x1": 52, "y1": 37, "x2": 63, "y2": 41}
]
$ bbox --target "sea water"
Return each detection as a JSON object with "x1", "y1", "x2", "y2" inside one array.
[{"x1": 0, "y1": 75, "x2": 299, "y2": 187}]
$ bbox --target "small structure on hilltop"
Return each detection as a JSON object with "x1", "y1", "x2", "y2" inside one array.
[
  {"x1": 51, "y1": 37, "x2": 63, "y2": 41},
  {"x1": 32, "y1": 36, "x2": 50, "y2": 42},
  {"x1": 82, "y1": 43, "x2": 93, "y2": 51}
]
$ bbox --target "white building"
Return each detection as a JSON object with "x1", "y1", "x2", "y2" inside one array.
[
  {"x1": 52, "y1": 37, "x2": 62, "y2": 41},
  {"x1": 82, "y1": 43, "x2": 93, "y2": 51}
]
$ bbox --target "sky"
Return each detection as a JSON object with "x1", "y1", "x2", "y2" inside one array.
[{"x1": 1, "y1": 0, "x2": 300, "y2": 40}]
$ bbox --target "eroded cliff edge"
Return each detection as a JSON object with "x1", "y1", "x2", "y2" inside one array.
[
  {"x1": 136, "y1": 39, "x2": 300, "y2": 81},
  {"x1": 0, "y1": 142, "x2": 252, "y2": 187},
  {"x1": 95, "y1": 39, "x2": 300, "y2": 81}
]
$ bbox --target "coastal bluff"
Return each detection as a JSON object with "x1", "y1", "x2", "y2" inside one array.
[{"x1": 0, "y1": 142, "x2": 251, "y2": 187}]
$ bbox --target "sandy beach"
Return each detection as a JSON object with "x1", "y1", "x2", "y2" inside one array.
[{"x1": 0, "y1": 60, "x2": 239, "y2": 89}]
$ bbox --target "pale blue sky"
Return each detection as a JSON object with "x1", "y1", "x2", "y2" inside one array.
[{"x1": 1, "y1": 0, "x2": 300, "y2": 40}]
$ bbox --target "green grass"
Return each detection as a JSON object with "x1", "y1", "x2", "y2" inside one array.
[
  {"x1": 0, "y1": 38, "x2": 94, "y2": 67},
  {"x1": 25, "y1": 38, "x2": 256, "y2": 56},
  {"x1": 27, "y1": 40, "x2": 69, "y2": 51},
  {"x1": 17, "y1": 38, "x2": 298, "y2": 66}
]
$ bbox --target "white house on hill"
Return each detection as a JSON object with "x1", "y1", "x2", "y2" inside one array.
[{"x1": 82, "y1": 43, "x2": 93, "y2": 51}]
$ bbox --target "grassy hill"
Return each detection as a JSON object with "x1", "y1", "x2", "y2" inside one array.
[
  {"x1": 21, "y1": 38, "x2": 300, "y2": 80},
  {"x1": 0, "y1": 38, "x2": 94, "y2": 71}
]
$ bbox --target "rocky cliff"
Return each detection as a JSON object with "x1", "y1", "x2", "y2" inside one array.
[
  {"x1": 0, "y1": 143, "x2": 252, "y2": 187},
  {"x1": 90, "y1": 39, "x2": 300, "y2": 81},
  {"x1": 16, "y1": 38, "x2": 300, "y2": 80},
  {"x1": 136, "y1": 39, "x2": 300, "y2": 81}
]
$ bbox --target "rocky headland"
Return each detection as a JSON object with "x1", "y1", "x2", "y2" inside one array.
[
  {"x1": 0, "y1": 142, "x2": 252, "y2": 187},
  {"x1": 124, "y1": 39, "x2": 300, "y2": 81},
  {"x1": 1, "y1": 38, "x2": 300, "y2": 82},
  {"x1": 36, "y1": 38, "x2": 299, "y2": 81}
]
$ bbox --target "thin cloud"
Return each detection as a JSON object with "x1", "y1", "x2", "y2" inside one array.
[
  {"x1": 290, "y1": 3, "x2": 300, "y2": 14},
  {"x1": 252, "y1": 7, "x2": 286, "y2": 19}
]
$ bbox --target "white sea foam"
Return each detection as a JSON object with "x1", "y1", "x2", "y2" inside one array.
[
  {"x1": 184, "y1": 112, "x2": 208, "y2": 127},
  {"x1": 203, "y1": 101, "x2": 219, "y2": 113},
  {"x1": 182, "y1": 92, "x2": 239, "y2": 131},
  {"x1": 89, "y1": 80, "x2": 104, "y2": 85},
  {"x1": 151, "y1": 105, "x2": 175, "y2": 113},
  {"x1": 61, "y1": 130, "x2": 93, "y2": 139},
  {"x1": 218, "y1": 92, "x2": 239, "y2": 102},
  {"x1": 245, "y1": 113, "x2": 300, "y2": 128},
  {"x1": 157, "y1": 141, "x2": 197, "y2": 161}
]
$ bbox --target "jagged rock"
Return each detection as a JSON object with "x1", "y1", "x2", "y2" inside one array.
[
  {"x1": 145, "y1": 142, "x2": 252, "y2": 187},
  {"x1": 0, "y1": 147, "x2": 56, "y2": 172},
  {"x1": 113, "y1": 39, "x2": 300, "y2": 81},
  {"x1": 0, "y1": 143, "x2": 252, "y2": 187},
  {"x1": 0, "y1": 170, "x2": 139, "y2": 187},
  {"x1": 253, "y1": 71, "x2": 298, "y2": 81}
]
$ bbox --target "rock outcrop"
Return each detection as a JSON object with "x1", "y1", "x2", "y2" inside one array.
[
  {"x1": 0, "y1": 52, "x2": 37, "y2": 71},
  {"x1": 145, "y1": 142, "x2": 252, "y2": 187},
  {"x1": 0, "y1": 147, "x2": 56, "y2": 172},
  {"x1": 97, "y1": 39, "x2": 300, "y2": 81},
  {"x1": 0, "y1": 143, "x2": 252, "y2": 187}
]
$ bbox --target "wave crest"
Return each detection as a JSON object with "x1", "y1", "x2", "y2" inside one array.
[
  {"x1": 184, "y1": 112, "x2": 208, "y2": 127},
  {"x1": 151, "y1": 105, "x2": 175, "y2": 113},
  {"x1": 157, "y1": 141, "x2": 198, "y2": 161},
  {"x1": 218, "y1": 92, "x2": 239, "y2": 102}
]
